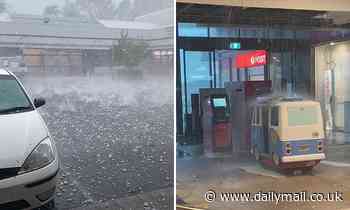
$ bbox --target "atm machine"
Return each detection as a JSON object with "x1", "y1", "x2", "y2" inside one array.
[
  {"x1": 198, "y1": 50, "x2": 271, "y2": 156},
  {"x1": 199, "y1": 81, "x2": 271, "y2": 156},
  {"x1": 199, "y1": 88, "x2": 231, "y2": 154}
]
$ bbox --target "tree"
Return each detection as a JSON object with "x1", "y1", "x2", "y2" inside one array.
[
  {"x1": 0, "y1": 0, "x2": 7, "y2": 14},
  {"x1": 113, "y1": 30, "x2": 150, "y2": 70},
  {"x1": 116, "y1": 0, "x2": 134, "y2": 20},
  {"x1": 62, "y1": 0, "x2": 84, "y2": 18},
  {"x1": 43, "y1": 5, "x2": 61, "y2": 17},
  {"x1": 76, "y1": 0, "x2": 118, "y2": 20}
]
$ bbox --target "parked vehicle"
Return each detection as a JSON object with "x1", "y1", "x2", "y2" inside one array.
[
  {"x1": 250, "y1": 96, "x2": 325, "y2": 171},
  {"x1": 0, "y1": 69, "x2": 59, "y2": 209}
]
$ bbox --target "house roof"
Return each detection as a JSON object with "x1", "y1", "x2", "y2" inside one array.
[
  {"x1": 0, "y1": 12, "x2": 173, "y2": 50},
  {"x1": 135, "y1": 7, "x2": 173, "y2": 27},
  {"x1": 99, "y1": 20, "x2": 158, "y2": 30}
]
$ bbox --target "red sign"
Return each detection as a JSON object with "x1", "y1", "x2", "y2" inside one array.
[{"x1": 235, "y1": 50, "x2": 267, "y2": 69}]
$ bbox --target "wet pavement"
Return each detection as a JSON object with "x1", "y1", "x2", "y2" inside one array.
[
  {"x1": 177, "y1": 157, "x2": 350, "y2": 210},
  {"x1": 22, "y1": 74, "x2": 174, "y2": 210}
]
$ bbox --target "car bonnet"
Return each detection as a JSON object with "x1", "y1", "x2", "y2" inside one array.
[{"x1": 0, "y1": 110, "x2": 48, "y2": 168}]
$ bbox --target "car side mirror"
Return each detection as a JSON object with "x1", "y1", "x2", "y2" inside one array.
[{"x1": 34, "y1": 98, "x2": 46, "y2": 108}]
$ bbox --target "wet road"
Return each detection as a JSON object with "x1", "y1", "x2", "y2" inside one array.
[
  {"x1": 177, "y1": 157, "x2": 350, "y2": 210},
  {"x1": 23, "y1": 74, "x2": 174, "y2": 210}
]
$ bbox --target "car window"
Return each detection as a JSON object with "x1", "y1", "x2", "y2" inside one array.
[{"x1": 0, "y1": 76, "x2": 32, "y2": 111}]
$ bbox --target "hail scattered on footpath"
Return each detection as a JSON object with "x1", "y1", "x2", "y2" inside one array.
[{"x1": 23, "y1": 74, "x2": 174, "y2": 210}]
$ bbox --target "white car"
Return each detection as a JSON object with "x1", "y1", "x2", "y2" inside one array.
[{"x1": 0, "y1": 69, "x2": 59, "y2": 209}]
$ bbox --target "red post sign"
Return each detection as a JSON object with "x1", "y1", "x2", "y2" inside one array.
[{"x1": 235, "y1": 50, "x2": 267, "y2": 69}]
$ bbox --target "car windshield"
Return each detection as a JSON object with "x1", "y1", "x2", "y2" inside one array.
[
  {"x1": 287, "y1": 106, "x2": 318, "y2": 126},
  {"x1": 0, "y1": 75, "x2": 33, "y2": 114}
]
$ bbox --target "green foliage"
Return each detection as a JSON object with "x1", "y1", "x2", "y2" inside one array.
[
  {"x1": 62, "y1": 0, "x2": 83, "y2": 18},
  {"x1": 43, "y1": 5, "x2": 61, "y2": 17},
  {"x1": 113, "y1": 33, "x2": 150, "y2": 68},
  {"x1": 0, "y1": 0, "x2": 7, "y2": 14},
  {"x1": 116, "y1": 0, "x2": 134, "y2": 20},
  {"x1": 76, "y1": 0, "x2": 117, "y2": 20}
]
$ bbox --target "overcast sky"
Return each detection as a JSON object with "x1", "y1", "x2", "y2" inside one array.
[{"x1": 7, "y1": 0, "x2": 122, "y2": 15}]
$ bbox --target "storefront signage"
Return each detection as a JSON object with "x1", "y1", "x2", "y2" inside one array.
[{"x1": 235, "y1": 50, "x2": 267, "y2": 68}]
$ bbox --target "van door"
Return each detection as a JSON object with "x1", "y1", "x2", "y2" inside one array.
[
  {"x1": 262, "y1": 106, "x2": 269, "y2": 153},
  {"x1": 268, "y1": 106, "x2": 279, "y2": 155}
]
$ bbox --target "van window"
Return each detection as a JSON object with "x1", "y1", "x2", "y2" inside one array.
[
  {"x1": 288, "y1": 106, "x2": 318, "y2": 126},
  {"x1": 270, "y1": 106, "x2": 278, "y2": 126}
]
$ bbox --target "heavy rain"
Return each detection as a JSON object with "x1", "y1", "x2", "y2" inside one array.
[{"x1": 23, "y1": 70, "x2": 174, "y2": 210}]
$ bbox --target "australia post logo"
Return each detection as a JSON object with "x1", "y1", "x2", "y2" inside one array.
[
  {"x1": 250, "y1": 54, "x2": 266, "y2": 66},
  {"x1": 235, "y1": 50, "x2": 267, "y2": 69}
]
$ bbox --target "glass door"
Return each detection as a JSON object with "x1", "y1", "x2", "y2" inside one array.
[
  {"x1": 183, "y1": 51, "x2": 211, "y2": 113},
  {"x1": 179, "y1": 50, "x2": 212, "y2": 134}
]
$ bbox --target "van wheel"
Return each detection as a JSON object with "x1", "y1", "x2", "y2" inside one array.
[
  {"x1": 253, "y1": 147, "x2": 260, "y2": 161},
  {"x1": 302, "y1": 166, "x2": 313, "y2": 174},
  {"x1": 272, "y1": 153, "x2": 280, "y2": 166}
]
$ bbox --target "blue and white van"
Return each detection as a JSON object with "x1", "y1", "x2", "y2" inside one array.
[{"x1": 250, "y1": 97, "x2": 325, "y2": 170}]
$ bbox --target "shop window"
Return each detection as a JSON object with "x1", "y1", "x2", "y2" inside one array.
[
  {"x1": 210, "y1": 26, "x2": 238, "y2": 38},
  {"x1": 153, "y1": 50, "x2": 161, "y2": 60},
  {"x1": 239, "y1": 27, "x2": 264, "y2": 38},
  {"x1": 183, "y1": 51, "x2": 211, "y2": 113},
  {"x1": 296, "y1": 31, "x2": 311, "y2": 40},
  {"x1": 178, "y1": 23, "x2": 208, "y2": 37},
  {"x1": 248, "y1": 66, "x2": 264, "y2": 81}
]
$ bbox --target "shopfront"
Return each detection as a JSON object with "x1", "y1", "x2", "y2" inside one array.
[
  {"x1": 176, "y1": 3, "x2": 350, "y2": 145},
  {"x1": 177, "y1": 23, "x2": 313, "y2": 137}
]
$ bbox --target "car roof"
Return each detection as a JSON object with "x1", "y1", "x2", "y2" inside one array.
[{"x1": 0, "y1": 69, "x2": 10, "y2": 76}]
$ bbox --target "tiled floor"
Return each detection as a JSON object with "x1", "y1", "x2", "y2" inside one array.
[
  {"x1": 326, "y1": 131, "x2": 350, "y2": 145},
  {"x1": 326, "y1": 131, "x2": 350, "y2": 163}
]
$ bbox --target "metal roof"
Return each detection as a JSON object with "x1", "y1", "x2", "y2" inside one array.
[
  {"x1": 135, "y1": 7, "x2": 174, "y2": 27},
  {"x1": 0, "y1": 12, "x2": 173, "y2": 50},
  {"x1": 99, "y1": 20, "x2": 158, "y2": 30},
  {"x1": 0, "y1": 17, "x2": 137, "y2": 40}
]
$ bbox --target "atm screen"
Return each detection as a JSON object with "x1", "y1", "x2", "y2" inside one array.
[{"x1": 213, "y1": 98, "x2": 227, "y2": 108}]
